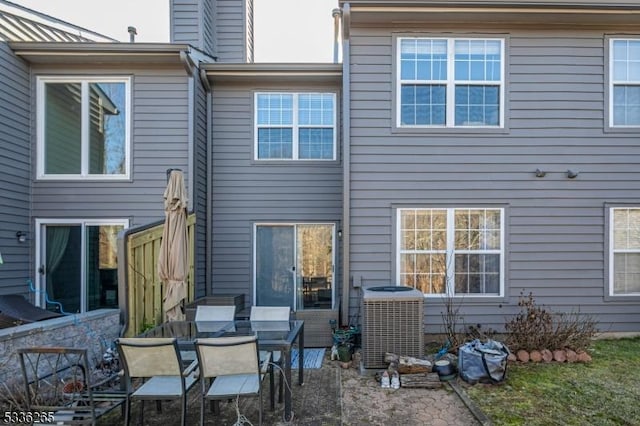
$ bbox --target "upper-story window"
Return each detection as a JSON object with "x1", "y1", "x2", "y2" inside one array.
[
  {"x1": 397, "y1": 37, "x2": 504, "y2": 128},
  {"x1": 610, "y1": 39, "x2": 640, "y2": 127},
  {"x1": 254, "y1": 92, "x2": 336, "y2": 160},
  {"x1": 37, "y1": 77, "x2": 130, "y2": 179},
  {"x1": 610, "y1": 207, "x2": 640, "y2": 296}
]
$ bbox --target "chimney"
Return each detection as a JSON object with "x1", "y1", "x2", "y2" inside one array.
[{"x1": 128, "y1": 26, "x2": 137, "y2": 42}]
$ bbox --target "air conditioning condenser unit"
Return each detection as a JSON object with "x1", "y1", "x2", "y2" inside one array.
[{"x1": 361, "y1": 286, "x2": 424, "y2": 369}]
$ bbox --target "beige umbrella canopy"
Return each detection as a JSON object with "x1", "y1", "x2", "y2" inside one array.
[{"x1": 158, "y1": 169, "x2": 189, "y2": 322}]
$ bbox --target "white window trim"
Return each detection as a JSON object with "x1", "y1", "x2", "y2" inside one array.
[
  {"x1": 395, "y1": 207, "x2": 505, "y2": 297},
  {"x1": 253, "y1": 92, "x2": 337, "y2": 161},
  {"x1": 396, "y1": 37, "x2": 505, "y2": 129},
  {"x1": 35, "y1": 218, "x2": 129, "y2": 312},
  {"x1": 608, "y1": 207, "x2": 640, "y2": 296},
  {"x1": 608, "y1": 38, "x2": 640, "y2": 129},
  {"x1": 36, "y1": 76, "x2": 132, "y2": 180}
]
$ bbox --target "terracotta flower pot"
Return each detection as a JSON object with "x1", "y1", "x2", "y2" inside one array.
[{"x1": 62, "y1": 380, "x2": 84, "y2": 394}]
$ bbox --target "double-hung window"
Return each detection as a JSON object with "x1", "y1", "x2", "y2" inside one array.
[
  {"x1": 610, "y1": 39, "x2": 640, "y2": 127},
  {"x1": 397, "y1": 208, "x2": 504, "y2": 297},
  {"x1": 610, "y1": 207, "x2": 640, "y2": 295},
  {"x1": 37, "y1": 77, "x2": 130, "y2": 179},
  {"x1": 255, "y1": 92, "x2": 336, "y2": 160},
  {"x1": 397, "y1": 37, "x2": 504, "y2": 128}
]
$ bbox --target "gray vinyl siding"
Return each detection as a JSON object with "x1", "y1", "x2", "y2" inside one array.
[
  {"x1": 202, "y1": 0, "x2": 216, "y2": 57},
  {"x1": 170, "y1": 0, "x2": 249, "y2": 62},
  {"x1": 171, "y1": 0, "x2": 203, "y2": 52},
  {"x1": 31, "y1": 66, "x2": 191, "y2": 228},
  {"x1": 170, "y1": 0, "x2": 215, "y2": 56},
  {"x1": 193, "y1": 78, "x2": 208, "y2": 298},
  {"x1": 347, "y1": 26, "x2": 640, "y2": 333},
  {"x1": 210, "y1": 82, "x2": 342, "y2": 305},
  {"x1": 0, "y1": 43, "x2": 31, "y2": 296},
  {"x1": 215, "y1": 0, "x2": 248, "y2": 62}
]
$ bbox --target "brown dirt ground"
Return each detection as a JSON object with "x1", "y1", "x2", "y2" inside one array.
[{"x1": 98, "y1": 352, "x2": 480, "y2": 425}]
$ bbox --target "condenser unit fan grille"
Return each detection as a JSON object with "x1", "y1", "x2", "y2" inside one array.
[{"x1": 362, "y1": 287, "x2": 424, "y2": 369}]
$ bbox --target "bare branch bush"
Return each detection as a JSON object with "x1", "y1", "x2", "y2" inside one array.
[
  {"x1": 440, "y1": 291, "x2": 466, "y2": 351},
  {"x1": 466, "y1": 323, "x2": 498, "y2": 341},
  {"x1": 505, "y1": 291, "x2": 598, "y2": 351},
  {"x1": 0, "y1": 381, "x2": 29, "y2": 412},
  {"x1": 0, "y1": 379, "x2": 62, "y2": 413}
]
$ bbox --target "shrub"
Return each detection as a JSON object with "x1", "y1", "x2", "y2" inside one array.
[
  {"x1": 440, "y1": 292, "x2": 466, "y2": 351},
  {"x1": 466, "y1": 323, "x2": 498, "y2": 341},
  {"x1": 505, "y1": 292, "x2": 598, "y2": 352}
]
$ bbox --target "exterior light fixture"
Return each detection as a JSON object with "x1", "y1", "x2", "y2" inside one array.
[
  {"x1": 535, "y1": 168, "x2": 546, "y2": 178},
  {"x1": 567, "y1": 170, "x2": 579, "y2": 179},
  {"x1": 16, "y1": 231, "x2": 26, "y2": 243},
  {"x1": 338, "y1": 229, "x2": 343, "y2": 238}
]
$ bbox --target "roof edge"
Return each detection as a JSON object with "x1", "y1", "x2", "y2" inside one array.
[
  {"x1": 202, "y1": 63, "x2": 343, "y2": 84},
  {"x1": 8, "y1": 41, "x2": 193, "y2": 53},
  {"x1": 202, "y1": 62, "x2": 342, "y2": 75},
  {"x1": 8, "y1": 42, "x2": 212, "y2": 68},
  {"x1": 340, "y1": 0, "x2": 640, "y2": 9}
]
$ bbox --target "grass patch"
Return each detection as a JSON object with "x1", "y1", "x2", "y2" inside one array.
[{"x1": 464, "y1": 337, "x2": 640, "y2": 425}]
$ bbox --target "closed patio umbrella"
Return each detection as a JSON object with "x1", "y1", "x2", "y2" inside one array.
[{"x1": 158, "y1": 169, "x2": 189, "y2": 321}]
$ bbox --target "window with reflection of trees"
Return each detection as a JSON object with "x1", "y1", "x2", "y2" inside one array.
[
  {"x1": 39, "y1": 77, "x2": 129, "y2": 178},
  {"x1": 611, "y1": 207, "x2": 640, "y2": 295},
  {"x1": 399, "y1": 208, "x2": 503, "y2": 296}
]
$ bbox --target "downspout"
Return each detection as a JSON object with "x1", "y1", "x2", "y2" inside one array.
[
  {"x1": 340, "y1": 3, "x2": 351, "y2": 325},
  {"x1": 332, "y1": 8, "x2": 342, "y2": 64},
  {"x1": 199, "y1": 68, "x2": 213, "y2": 298},
  {"x1": 180, "y1": 51, "x2": 196, "y2": 213},
  {"x1": 180, "y1": 51, "x2": 196, "y2": 76}
]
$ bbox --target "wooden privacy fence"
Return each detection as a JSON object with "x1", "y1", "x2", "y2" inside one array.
[{"x1": 118, "y1": 214, "x2": 195, "y2": 336}]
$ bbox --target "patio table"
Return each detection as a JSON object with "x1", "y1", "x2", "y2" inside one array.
[{"x1": 139, "y1": 319, "x2": 304, "y2": 422}]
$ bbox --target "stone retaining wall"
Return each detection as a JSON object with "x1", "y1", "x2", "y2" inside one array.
[{"x1": 0, "y1": 309, "x2": 120, "y2": 386}]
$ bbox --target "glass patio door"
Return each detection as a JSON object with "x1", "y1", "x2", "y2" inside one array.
[
  {"x1": 255, "y1": 226, "x2": 295, "y2": 308},
  {"x1": 42, "y1": 224, "x2": 82, "y2": 313},
  {"x1": 255, "y1": 224, "x2": 334, "y2": 310},
  {"x1": 37, "y1": 220, "x2": 126, "y2": 313}
]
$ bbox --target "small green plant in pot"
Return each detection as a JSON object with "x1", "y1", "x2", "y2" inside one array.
[{"x1": 337, "y1": 344, "x2": 352, "y2": 362}]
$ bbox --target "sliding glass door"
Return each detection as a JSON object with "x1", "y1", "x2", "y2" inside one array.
[
  {"x1": 37, "y1": 219, "x2": 127, "y2": 313},
  {"x1": 43, "y1": 225, "x2": 82, "y2": 312},
  {"x1": 255, "y1": 223, "x2": 335, "y2": 310},
  {"x1": 255, "y1": 226, "x2": 295, "y2": 307}
]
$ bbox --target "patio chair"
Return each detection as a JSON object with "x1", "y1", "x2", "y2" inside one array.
[
  {"x1": 17, "y1": 346, "x2": 125, "y2": 425},
  {"x1": 180, "y1": 305, "x2": 238, "y2": 363},
  {"x1": 195, "y1": 305, "x2": 236, "y2": 322},
  {"x1": 116, "y1": 337, "x2": 198, "y2": 426},
  {"x1": 194, "y1": 335, "x2": 269, "y2": 426},
  {"x1": 194, "y1": 305, "x2": 276, "y2": 410},
  {"x1": 194, "y1": 305, "x2": 236, "y2": 332},
  {"x1": 250, "y1": 306, "x2": 290, "y2": 406}
]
